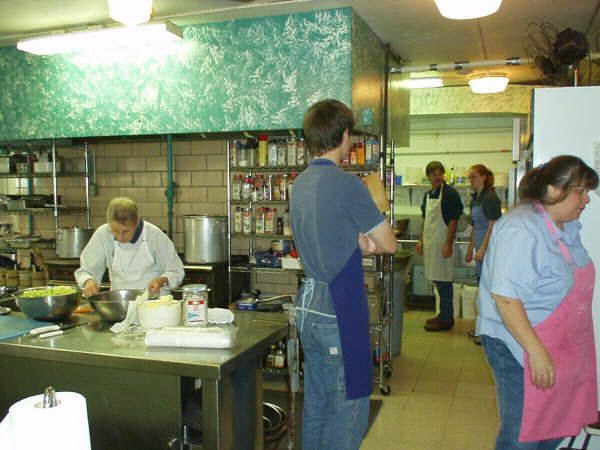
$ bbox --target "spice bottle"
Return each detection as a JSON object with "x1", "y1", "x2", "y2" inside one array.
[
  {"x1": 258, "y1": 134, "x2": 268, "y2": 167},
  {"x1": 182, "y1": 284, "x2": 208, "y2": 327}
]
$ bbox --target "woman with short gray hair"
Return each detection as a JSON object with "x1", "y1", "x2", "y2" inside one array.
[{"x1": 75, "y1": 197, "x2": 184, "y2": 297}]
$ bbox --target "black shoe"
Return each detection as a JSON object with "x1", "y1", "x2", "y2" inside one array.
[{"x1": 424, "y1": 318, "x2": 454, "y2": 332}]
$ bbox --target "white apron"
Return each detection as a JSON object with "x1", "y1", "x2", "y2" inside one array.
[
  {"x1": 110, "y1": 224, "x2": 163, "y2": 293},
  {"x1": 423, "y1": 184, "x2": 454, "y2": 282}
]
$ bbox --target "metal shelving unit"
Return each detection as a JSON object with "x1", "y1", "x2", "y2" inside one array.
[{"x1": 0, "y1": 139, "x2": 92, "y2": 246}]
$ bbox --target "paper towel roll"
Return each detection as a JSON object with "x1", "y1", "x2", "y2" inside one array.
[{"x1": 0, "y1": 392, "x2": 91, "y2": 450}]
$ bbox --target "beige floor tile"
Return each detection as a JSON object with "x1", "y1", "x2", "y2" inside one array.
[{"x1": 357, "y1": 309, "x2": 499, "y2": 450}]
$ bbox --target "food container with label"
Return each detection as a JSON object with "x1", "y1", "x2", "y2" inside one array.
[{"x1": 182, "y1": 284, "x2": 209, "y2": 327}]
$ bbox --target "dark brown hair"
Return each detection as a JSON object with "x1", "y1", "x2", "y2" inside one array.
[
  {"x1": 469, "y1": 164, "x2": 495, "y2": 190},
  {"x1": 425, "y1": 161, "x2": 445, "y2": 176},
  {"x1": 303, "y1": 99, "x2": 355, "y2": 157},
  {"x1": 519, "y1": 155, "x2": 599, "y2": 204}
]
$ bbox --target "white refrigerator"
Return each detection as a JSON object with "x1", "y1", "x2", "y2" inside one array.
[{"x1": 533, "y1": 86, "x2": 600, "y2": 447}]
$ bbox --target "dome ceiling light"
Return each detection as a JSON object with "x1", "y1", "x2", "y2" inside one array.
[
  {"x1": 468, "y1": 75, "x2": 509, "y2": 94},
  {"x1": 108, "y1": 0, "x2": 153, "y2": 26},
  {"x1": 434, "y1": 0, "x2": 503, "y2": 20}
]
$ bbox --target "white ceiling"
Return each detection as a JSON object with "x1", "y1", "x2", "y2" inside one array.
[{"x1": 1, "y1": 0, "x2": 600, "y2": 85}]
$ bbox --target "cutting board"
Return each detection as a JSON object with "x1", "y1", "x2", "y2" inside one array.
[{"x1": 0, "y1": 315, "x2": 52, "y2": 342}]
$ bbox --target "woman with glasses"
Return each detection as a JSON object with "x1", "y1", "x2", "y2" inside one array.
[{"x1": 477, "y1": 155, "x2": 598, "y2": 449}]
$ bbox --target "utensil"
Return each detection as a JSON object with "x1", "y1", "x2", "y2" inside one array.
[
  {"x1": 87, "y1": 289, "x2": 143, "y2": 322},
  {"x1": 37, "y1": 321, "x2": 89, "y2": 339},
  {"x1": 14, "y1": 286, "x2": 81, "y2": 322},
  {"x1": 30, "y1": 320, "x2": 89, "y2": 336}
]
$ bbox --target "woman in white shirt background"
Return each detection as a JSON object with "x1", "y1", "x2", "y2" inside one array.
[{"x1": 75, "y1": 197, "x2": 184, "y2": 297}]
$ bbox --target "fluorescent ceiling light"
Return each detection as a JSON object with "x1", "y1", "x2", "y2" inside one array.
[
  {"x1": 400, "y1": 78, "x2": 444, "y2": 89},
  {"x1": 108, "y1": 0, "x2": 153, "y2": 26},
  {"x1": 434, "y1": 0, "x2": 503, "y2": 20},
  {"x1": 17, "y1": 21, "x2": 182, "y2": 56},
  {"x1": 468, "y1": 76, "x2": 509, "y2": 94}
]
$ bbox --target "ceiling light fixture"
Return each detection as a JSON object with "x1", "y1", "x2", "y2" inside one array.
[
  {"x1": 108, "y1": 0, "x2": 153, "y2": 26},
  {"x1": 399, "y1": 77, "x2": 444, "y2": 89},
  {"x1": 434, "y1": 0, "x2": 503, "y2": 20},
  {"x1": 468, "y1": 75, "x2": 509, "y2": 94},
  {"x1": 16, "y1": 21, "x2": 182, "y2": 56}
]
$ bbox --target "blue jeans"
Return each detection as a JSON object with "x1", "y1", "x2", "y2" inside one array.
[
  {"x1": 299, "y1": 311, "x2": 370, "y2": 450},
  {"x1": 434, "y1": 280, "x2": 453, "y2": 321},
  {"x1": 481, "y1": 335, "x2": 563, "y2": 450}
]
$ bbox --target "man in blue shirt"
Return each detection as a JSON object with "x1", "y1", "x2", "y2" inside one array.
[
  {"x1": 290, "y1": 99, "x2": 396, "y2": 450},
  {"x1": 417, "y1": 161, "x2": 463, "y2": 331}
]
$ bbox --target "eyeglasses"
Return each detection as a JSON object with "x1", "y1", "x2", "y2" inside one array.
[{"x1": 570, "y1": 186, "x2": 590, "y2": 196}]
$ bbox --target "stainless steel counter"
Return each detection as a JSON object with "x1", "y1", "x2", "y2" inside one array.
[{"x1": 0, "y1": 310, "x2": 288, "y2": 450}]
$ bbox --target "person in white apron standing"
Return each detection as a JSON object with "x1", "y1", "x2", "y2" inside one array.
[
  {"x1": 75, "y1": 197, "x2": 184, "y2": 297},
  {"x1": 477, "y1": 155, "x2": 598, "y2": 449},
  {"x1": 416, "y1": 161, "x2": 463, "y2": 332}
]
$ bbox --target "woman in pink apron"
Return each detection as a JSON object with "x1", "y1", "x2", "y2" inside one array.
[{"x1": 476, "y1": 155, "x2": 598, "y2": 449}]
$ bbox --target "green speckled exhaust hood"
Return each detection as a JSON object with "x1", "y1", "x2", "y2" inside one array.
[{"x1": 0, "y1": 8, "x2": 384, "y2": 141}]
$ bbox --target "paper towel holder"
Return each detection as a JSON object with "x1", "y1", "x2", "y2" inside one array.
[{"x1": 41, "y1": 386, "x2": 59, "y2": 408}]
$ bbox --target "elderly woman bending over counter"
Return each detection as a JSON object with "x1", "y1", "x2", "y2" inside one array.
[
  {"x1": 75, "y1": 197, "x2": 184, "y2": 297},
  {"x1": 477, "y1": 155, "x2": 599, "y2": 449}
]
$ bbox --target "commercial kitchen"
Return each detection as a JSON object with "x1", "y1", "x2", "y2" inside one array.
[{"x1": 0, "y1": 1, "x2": 600, "y2": 449}]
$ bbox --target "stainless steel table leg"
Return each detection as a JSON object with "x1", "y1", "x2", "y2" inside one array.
[{"x1": 202, "y1": 358, "x2": 263, "y2": 450}]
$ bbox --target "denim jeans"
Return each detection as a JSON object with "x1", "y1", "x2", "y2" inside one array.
[
  {"x1": 434, "y1": 280, "x2": 453, "y2": 321},
  {"x1": 481, "y1": 335, "x2": 563, "y2": 450},
  {"x1": 299, "y1": 311, "x2": 370, "y2": 450}
]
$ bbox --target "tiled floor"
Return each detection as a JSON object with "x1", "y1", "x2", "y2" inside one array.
[{"x1": 361, "y1": 310, "x2": 499, "y2": 450}]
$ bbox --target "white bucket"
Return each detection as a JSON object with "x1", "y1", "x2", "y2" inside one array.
[{"x1": 461, "y1": 284, "x2": 478, "y2": 320}]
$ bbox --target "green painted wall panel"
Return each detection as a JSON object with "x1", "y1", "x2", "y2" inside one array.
[
  {"x1": 351, "y1": 12, "x2": 385, "y2": 136},
  {"x1": 0, "y1": 8, "x2": 353, "y2": 141}
]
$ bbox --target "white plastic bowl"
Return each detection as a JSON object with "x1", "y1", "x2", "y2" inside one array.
[{"x1": 138, "y1": 300, "x2": 182, "y2": 329}]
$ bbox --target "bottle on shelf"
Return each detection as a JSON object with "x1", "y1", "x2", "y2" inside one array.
[
  {"x1": 349, "y1": 145, "x2": 357, "y2": 165},
  {"x1": 264, "y1": 175, "x2": 273, "y2": 200},
  {"x1": 255, "y1": 207, "x2": 265, "y2": 235},
  {"x1": 231, "y1": 174, "x2": 242, "y2": 201},
  {"x1": 272, "y1": 175, "x2": 281, "y2": 201},
  {"x1": 288, "y1": 172, "x2": 297, "y2": 199},
  {"x1": 274, "y1": 341, "x2": 286, "y2": 369},
  {"x1": 356, "y1": 141, "x2": 366, "y2": 166},
  {"x1": 283, "y1": 209, "x2": 292, "y2": 237},
  {"x1": 276, "y1": 217, "x2": 284, "y2": 235},
  {"x1": 233, "y1": 207, "x2": 243, "y2": 233},
  {"x1": 279, "y1": 174, "x2": 288, "y2": 201},
  {"x1": 296, "y1": 138, "x2": 306, "y2": 166},
  {"x1": 277, "y1": 140, "x2": 287, "y2": 167},
  {"x1": 241, "y1": 176, "x2": 253, "y2": 201},
  {"x1": 266, "y1": 345, "x2": 277, "y2": 369},
  {"x1": 268, "y1": 140, "x2": 278, "y2": 168},
  {"x1": 242, "y1": 208, "x2": 252, "y2": 235},
  {"x1": 257, "y1": 134, "x2": 268, "y2": 168},
  {"x1": 286, "y1": 138, "x2": 297, "y2": 167}
]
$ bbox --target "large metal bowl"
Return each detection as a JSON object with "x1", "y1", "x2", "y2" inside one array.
[
  {"x1": 15, "y1": 286, "x2": 81, "y2": 322},
  {"x1": 87, "y1": 289, "x2": 143, "y2": 322}
]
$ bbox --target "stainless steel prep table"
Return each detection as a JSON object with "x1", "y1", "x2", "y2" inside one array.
[{"x1": 0, "y1": 311, "x2": 288, "y2": 450}]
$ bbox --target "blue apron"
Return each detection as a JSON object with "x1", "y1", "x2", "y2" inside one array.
[
  {"x1": 328, "y1": 247, "x2": 372, "y2": 399},
  {"x1": 295, "y1": 158, "x2": 372, "y2": 400},
  {"x1": 470, "y1": 202, "x2": 487, "y2": 276}
]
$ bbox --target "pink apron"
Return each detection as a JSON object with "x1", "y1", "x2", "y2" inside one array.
[{"x1": 520, "y1": 204, "x2": 597, "y2": 442}]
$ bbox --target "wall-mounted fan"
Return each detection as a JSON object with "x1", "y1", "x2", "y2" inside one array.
[{"x1": 524, "y1": 22, "x2": 590, "y2": 86}]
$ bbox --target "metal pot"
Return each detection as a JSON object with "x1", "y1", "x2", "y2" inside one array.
[
  {"x1": 183, "y1": 215, "x2": 227, "y2": 263},
  {"x1": 56, "y1": 226, "x2": 94, "y2": 259}
]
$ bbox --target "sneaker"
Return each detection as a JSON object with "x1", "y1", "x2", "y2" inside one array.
[{"x1": 424, "y1": 318, "x2": 454, "y2": 332}]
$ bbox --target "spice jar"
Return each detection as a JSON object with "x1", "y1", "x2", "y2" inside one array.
[{"x1": 182, "y1": 284, "x2": 209, "y2": 327}]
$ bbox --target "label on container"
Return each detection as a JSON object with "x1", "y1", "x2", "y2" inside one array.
[{"x1": 186, "y1": 296, "x2": 208, "y2": 326}]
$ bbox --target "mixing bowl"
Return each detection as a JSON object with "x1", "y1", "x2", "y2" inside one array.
[
  {"x1": 138, "y1": 300, "x2": 182, "y2": 329},
  {"x1": 15, "y1": 286, "x2": 81, "y2": 322},
  {"x1": 87, "y1": 289, "x2": 142, "y2": 322}
]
